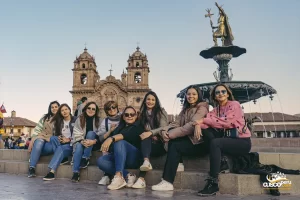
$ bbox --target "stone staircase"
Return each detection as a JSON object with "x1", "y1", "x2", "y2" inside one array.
[{"x1": 0, "y1": 149, "x2": 300, "y2": 195}]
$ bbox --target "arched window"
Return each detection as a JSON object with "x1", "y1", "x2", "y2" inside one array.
[
  {"x1": 134, "y1": 72, "x2": 142, "y2": 83},
  {"x1": 136, "y1": 62, "x2": 140, "y2": 67},
  {"x1": 80, "y1": 74, "x2": 87, "y2": 84},
  {"x1": 82, "y1": 63, "x2": 86, "y2": 69}
]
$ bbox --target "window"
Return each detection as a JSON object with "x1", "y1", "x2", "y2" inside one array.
[
  {"x1": 267, "y1": 132, "x2": 271, "y2": 137},
  {"x1": 136, "y1": 62, "x2": 140, "y2": 67},
  {"x1": 134, "y1": 72, "x2": 142, "y2": 83},
  {"x1": 80, "y1": 74, "x2": 87, "y2": 84},
  {"x1": 18, "y1": 129, "x2": 21, "y2": 133},
  {"x1": 82, "y1": 63, "x2": 86, "y2": 69}
]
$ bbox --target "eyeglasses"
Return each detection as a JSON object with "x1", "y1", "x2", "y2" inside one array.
[
  {"x1": 106, "y1": 106, "x2": 117, "y2": 111},
  {"x1": 87, "y1": 107, "x2": 96, "y2": 111},
  {"x1": 215, "y1": 90, "x2": 227, "y2": 96},
  {"x1": 124, "y1": 113, "x2": 136, "y2": 118}
]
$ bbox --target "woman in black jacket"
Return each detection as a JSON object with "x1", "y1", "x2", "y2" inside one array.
[{"x1": 97, "y1": 106, "x2": 144, "y2": 190}]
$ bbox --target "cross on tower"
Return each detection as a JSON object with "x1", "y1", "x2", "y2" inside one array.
[
  {"x1": 136, "y1": 42, "x2": 140, "y2": 51},
  {"x1": 84, "y1": 42, "x2": 87, "y2": 50},
  {"x1": 109, "y1": 64, "x2": 113, "y2": 76}
]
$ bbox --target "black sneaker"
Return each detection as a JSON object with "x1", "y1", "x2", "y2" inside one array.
[
  {"x1": 28, "y1": 167, "x2": 36, "y2": 178},
  {"x1": 43, "y1": 172, "x2": 55, "y2": 181},
  {"x1": 197, "y1": 177, "x2": 219, "y2": 196},
  {"x1": 71, "y1": 172, "x2": 80, "y2": 182},
  {"x1": 220, "y1": 156, "x2": 229, "y2": 174},
  {"x1": 80, "y1": 158, "x2": 89, "y2": 169},
  {"x1": 60, "y1": 157, "x2": 69, "y2": 165}
]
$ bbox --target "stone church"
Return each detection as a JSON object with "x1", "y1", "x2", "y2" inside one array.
[{"x1": 70, "y1": 46, "x2": 151, "y2": 118}]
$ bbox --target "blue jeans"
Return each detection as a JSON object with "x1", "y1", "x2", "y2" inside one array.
[
  {"x1": 97, "y1": 140, "x2": 143, "y2": 177},
  {"x1": 29, "y1": 138, "x2": 55, "y2": 168},
  {"x1": 48, "y1": 137, "x2": 72, "y2": 171},
  {"x1": 72, "y1": 131, "x2": 97, "y2": 172}
]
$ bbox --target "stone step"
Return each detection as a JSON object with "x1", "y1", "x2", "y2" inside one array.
[{"x1": 0, "y1": 160, "x2": 299, "y2": 195}]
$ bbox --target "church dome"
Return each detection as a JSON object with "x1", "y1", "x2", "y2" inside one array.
[{"x1": 74, "y1": 48, "x2": 95, "y2": 63}]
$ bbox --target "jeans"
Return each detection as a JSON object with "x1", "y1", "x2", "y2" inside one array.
[
  {"x1": 97, "y1": 140, "x2": 143, "y2": 177},
  {"x1": 48, "y1": 140, "x2": 72, "y2": 171},
  {"x1": 202, "y1": 128, "x2": 252, "y2": 178},
  {"x1": 72, "y1": 131, "x2": 97, "y2": 172},
  {"x1": 29, "y1": 138, "x2": 55, "y2": 168}
]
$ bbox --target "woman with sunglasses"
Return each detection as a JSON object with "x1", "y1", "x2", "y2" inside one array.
[
  {"x1": 98, "y1": 101, "x2": 121, "y2": 185},
  {"x1": 152, "y1": 86, "x2": 209, "y2": 191},
  {"x1": 71, "y1": 101, "x2": 101, "y2": 182},
  {"x1": 194, "y1": 84, "x2": 251, "y2": 196},
  {"x1": 42, "y1": 104, "x2": 76, "y2": 180},
  {"x1": 131, "y1": 91, "x2": 169, "y2": 189},
  {"x1": 28, "y1": 101, "x2": 60, "y2": 178},
  {"x1": 97, "y1": 106, "x2": 144, "y2": 190}
]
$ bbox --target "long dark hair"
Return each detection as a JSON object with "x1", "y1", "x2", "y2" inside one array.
[
  {"x1": 182, "y1": 85, "x2": 204, "y2": 113},
  {"x1": 42, "y1": 101, "x2": 60, "y2": 123},
  {"x1": 115, "y1": 106, "x2": 137, "y2": 133},
  {"x1": 50, "y1": 103, "x2": 71, "y2": 136},
  {"x1": 139, "y1": 91, "x2": 163, "y2": 129},
  {"x1": 210, "y1": 83, "x2": 235, "y2": 106},
  {"x1": 79, "y1": 101, "x2": 100, "y2": 129}
]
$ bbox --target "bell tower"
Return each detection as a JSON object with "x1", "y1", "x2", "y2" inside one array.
[
  {"x1": 70, "y1": 47, "x2": 99, "y2": 111},
  {"x1": 126, "y1": 46, "x2": 150, "y2": 90}
]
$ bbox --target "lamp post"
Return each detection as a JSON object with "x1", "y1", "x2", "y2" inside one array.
[{"x1": 10, "y1": 116, "x2": 14, "y2": 138}]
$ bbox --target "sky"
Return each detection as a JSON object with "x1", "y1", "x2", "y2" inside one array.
[{"x1": 0, "y1": 0, "x2": 299, "y2": 122}]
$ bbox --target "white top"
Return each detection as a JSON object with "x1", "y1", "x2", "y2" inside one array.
[{"x1": 62, "y1": 120, "x2": 71, "y2": 138}]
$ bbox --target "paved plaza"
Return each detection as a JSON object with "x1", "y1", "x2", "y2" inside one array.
[{"x1": 0, "y1": 174, "x2": 300, "y2": 200}]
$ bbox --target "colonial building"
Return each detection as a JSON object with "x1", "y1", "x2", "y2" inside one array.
[
  {"x1": 245, "y1": 112, "x2": 300, "y2": 138},
  {"x1": 70, "y1": 46, "x2": 151, "y2": 118},
  {"x1": 2, "y1": 111, "x2": 36, "y2": 139}
]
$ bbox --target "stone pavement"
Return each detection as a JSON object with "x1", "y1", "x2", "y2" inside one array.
[{"x1": 1, "y1": 174, "x2": 300, "y2": 200}]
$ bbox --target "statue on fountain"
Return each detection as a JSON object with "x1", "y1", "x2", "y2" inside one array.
[{"x1": 207, "y1": 2, "x2": 234, "y2": 46}]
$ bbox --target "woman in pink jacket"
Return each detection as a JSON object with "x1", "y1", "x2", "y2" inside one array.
[{"x1": 194, "y1": 84, "x2": 252, "y2": 196}]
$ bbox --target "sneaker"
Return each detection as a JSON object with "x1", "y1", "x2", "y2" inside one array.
[
  {"x1": 177, "y1": 163, "x2": 184, "y2": 172},
  {"x1": 126, "y1": 173, "x2": 137, "y2": 188},
  {"x1": 71, "y1": 172, "x2": 80, "y2": 182},
  {"x1": 80, "y1": 158, "x2": 89, "y2": 169},
  {"x1": 28, "y1": 167, "x2": 36, "y2": 178},
  {"x1": 107, "y1": 175, "x2": 127, "y2": 190},
  {"x1": 152, "y1": 179, "x2": 174, "y2": 191},
  {"x1": 132, "y1": 177, "x2": 146, "y2": 189},
  {"x1": 98, "y1": 176, "x2": 110, "y2": 185},
  {"x1": 43, "y1": 172, "x2": 55, "y2": 181},
  {"x1": 140, "y1": 160, "x2": 153, "y2": 171},
  {"x1": 60, "y1": 157, "x2": 69, "y2": 165},
  {"x1": 197, "y1": 177, "x2": 219, "y2": 196}
]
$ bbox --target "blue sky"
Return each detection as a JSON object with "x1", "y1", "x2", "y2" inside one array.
[{"x1": 0, "y1": 0, "x2": 299, "y2": 122}]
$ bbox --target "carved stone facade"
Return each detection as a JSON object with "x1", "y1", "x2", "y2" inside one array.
[{"x1": 70, "y1": 47, "x2": 151, "y2": 118}]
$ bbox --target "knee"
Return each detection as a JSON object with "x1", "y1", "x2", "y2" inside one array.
[
  {"x1": 74, "y1": 143, "x2": 84, "y2": 153},
  {"x1": 50, "y1": 136, "x2": 58, "y2": 142},
  {"x1": 113, "y1": 140, "x2": 126, "y2": 151},
  {"x1": 34, "y1": 139, "x2": 44, "y2": 147},
  {"x1": 97, "y1": 156, "x2": 107, "y2": 169},
  {"x1": 86, "y1": 131, "x2": 96, "y2": 139},
  {"x1": 210, "y1": 138, "x2": 221, "y2": 149}
]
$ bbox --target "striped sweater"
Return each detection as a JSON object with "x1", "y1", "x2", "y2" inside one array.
[{"x1": 31, "y1": 116, "x2": 48, "y2": 138}]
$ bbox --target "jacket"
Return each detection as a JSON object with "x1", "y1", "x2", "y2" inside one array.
[{"x1": 72, "y1": 117, "x2": 100, "y2": 145}]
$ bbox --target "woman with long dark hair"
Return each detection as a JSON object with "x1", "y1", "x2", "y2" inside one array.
[
  {"x1": 97, "y1": 106, "x2": 144, "y2": 190},
  {"x1": 71, "y1": 101, "x2": 101, "y2": 182},
  {"x1": 152, "y1": 86, "x2": 209, "y2": 191},
  {"x1": 28, "y1": 101, "x2": 60, "y2": 152},
  {"x1": 194, "y1": 84, "x2": 251, "y2": 196}
]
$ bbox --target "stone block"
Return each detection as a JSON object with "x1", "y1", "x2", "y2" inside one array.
[
  {"x1": 142, "y1": 170, "x2": 163, "y2": 186},
  {"x1": 0, "y1": 161, "x2": 5, "y2": 173},
  {"x1": 87, "y1": 166, "x2": 102, "y2": 181},
  {"x1": 2, "y1": 149, "x2": 14, "y2": 160},
  {"x1": 39, "y1": 155, "x2": 53, "y2": 163},
  {"x1": 219, "y1": 173, "x2": 239, "y2": 195},
  {"x1": 35, "y1": 163, "x2": 48, "y2": 176},
  {"x1": 56, "y1": 165, "x2": 73, "y2": 179},
  {"x1": 18, "y1": 162, "x2": 29, "y2": 175},
  {"x1": 256, "y1": 147, "x2": 276, "y2": 152},
  {"x1": 181, "y1": 171, "x2": 207, "y2": 190},
  {"x1": 0, "y1": 149, "x2": 3, "y2": 160},
  {"x1": 279, "y1": 153, "x2": 300, "y2": 170},
  {"x1": 5, "y1": 161, "x2": 19, "y2": 174},
  {"x1": 290, "y1": 140, "x2": 299, "y2": 147},
  {"x1": 259, "y1": 153, "x2": 280, "y2": 166},
  {"x1": 275, "y1": 147, "x2": 300, "y2": 153},
  {"x1": 280, "y1": 139, "x2": 291, "y2": 147},
  {"x1": 13, "y1": 150, "x2": 23, "y2": 160}
]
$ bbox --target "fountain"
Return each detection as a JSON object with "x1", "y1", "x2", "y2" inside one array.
[{"x1": 177, "y1": 2, "x2": 277, "y2": 105}]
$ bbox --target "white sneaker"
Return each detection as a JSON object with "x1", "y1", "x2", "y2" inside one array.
[
  {"x1": 132, "y1": 177, "x2": 146, "y2": 189},
  {"x1": 107, "y1": 175, "x2": 126, "y2": 190},
  {"x1": 152, "y1": 179, "x2": 174, "y2": 191},
  {"x1": 126, "y1": 173, "x2": 136, "y2": 188},
  {"x1": 98, "y1": 176, "x2": 110, "y2": 185},
  {"x1": 140, "y1": 160, "x2": 153, "y2": 171},
  {"x1": 177, "y1": 163, "x2": 184, "y2": 172}
]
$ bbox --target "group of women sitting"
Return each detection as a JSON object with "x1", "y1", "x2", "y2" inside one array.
[{"x1": 27, "y1": 83, "x2": 251, "y2": 196}]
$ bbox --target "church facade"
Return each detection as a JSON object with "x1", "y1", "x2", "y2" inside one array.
[{"x1": 70, "y1": 46, "x2": 151, "y2": 118}]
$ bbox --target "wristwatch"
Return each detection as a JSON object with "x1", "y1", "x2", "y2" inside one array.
[{"x1": 111, "y1": 137, "x2": 115, "y2": 143}]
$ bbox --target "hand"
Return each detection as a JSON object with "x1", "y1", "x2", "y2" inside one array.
[
  {"x1": 110, "y1": 124, "x2": 117, "y2": 132},
  {"x1": 100, "y1": 138, "x2": 113, "y2": 152},
  {"x1": 161, "y1": 130, "x2": 170, "y2": 142},
  {"x1": 28, "y1": 137, "x2": 37, "y2": 153},
  {"x1": 83, "y1": 139, "x2": 96, "y2": 147},
  {"x1": 140, "y1": 131, "x2": 152, "y2": 140},
  {"x1": 193, "y1": 119, "x2": 204, "y2": 126},
  {"x1": 59, "y1": 136, "x2": 70, "y2": 144},
  {"x1": 194, "y1": 125, "x2": 202, "y2": 141}
]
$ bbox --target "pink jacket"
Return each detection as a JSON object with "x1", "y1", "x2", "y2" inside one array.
[{"x1": 201, "y1": 100, "x2": 251, "y2": 138}]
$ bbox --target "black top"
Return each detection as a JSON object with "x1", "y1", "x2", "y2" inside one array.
[
  {"x1": 112, "y1": 120, "x2": 144, "y2": 149},
  {"x1": 86, "y1": 116, "x2": 94, "y2": 134}
]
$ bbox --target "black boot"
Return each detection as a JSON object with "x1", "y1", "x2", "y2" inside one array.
[{"x1": 197, "y1": 177, "x2": 219, "y2": 196}]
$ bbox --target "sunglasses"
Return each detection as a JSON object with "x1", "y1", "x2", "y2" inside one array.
[
  {"x1": 87, "y1": 107, "x2": 96, "y2": 111},
  {"x1": 106, "y1": 106, "x2": 117, "y2": 111},
  {"x1": 124, "y1": 113, "x2": 136, "y2": 118},
  {"x1": 215, "y1": 90, "x2": 227, "y2": 95}
]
